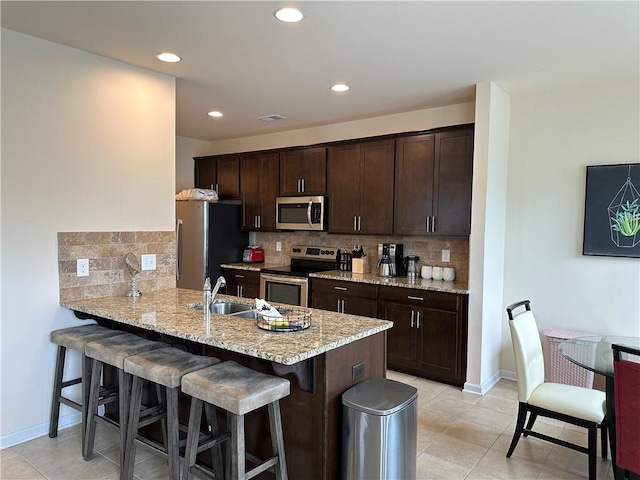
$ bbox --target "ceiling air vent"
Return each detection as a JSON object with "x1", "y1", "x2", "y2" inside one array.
[{"x1": 257, "y1": 114, "x2": 287, "y2": 122}]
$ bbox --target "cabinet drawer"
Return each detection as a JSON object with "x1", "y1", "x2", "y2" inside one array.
[
  {"x1": 311, "y1": 278, "x2": 377, "y2": 299},
  {"x1": 222, "y1": 269, "x2": 260, "y2": 286},
  {"x1": 378, "y1": 286, "x2": 458, "y2": 311}
]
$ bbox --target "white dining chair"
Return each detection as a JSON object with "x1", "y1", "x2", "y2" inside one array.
[{"x1": 506, "y1": 300, "x2": 608, "y2": 480}]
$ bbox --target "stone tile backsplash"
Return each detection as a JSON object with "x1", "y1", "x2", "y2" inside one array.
[
  {"x1": 58, "y1": 231, "x2": 176, "y2": 302},
  {"x1": 254, "y1": 232, "x2": 469, "y2": 285}
]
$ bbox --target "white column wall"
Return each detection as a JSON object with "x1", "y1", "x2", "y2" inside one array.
[{"x1": 466, "y1": 82, "x2": 511, "y2": 394}]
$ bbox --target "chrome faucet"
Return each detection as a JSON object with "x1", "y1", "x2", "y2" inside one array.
[{"x1": 211, "y1": 275, "x2": 226, "y2": 303}]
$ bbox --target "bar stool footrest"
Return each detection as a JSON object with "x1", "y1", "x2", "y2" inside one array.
[{"x1": 245, "y1": 454, "x2": 279, "y2": 480}]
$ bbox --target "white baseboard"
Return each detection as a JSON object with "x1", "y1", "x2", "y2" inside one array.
[
  {"x1": 0, "y1": 412, "x2": 81, "y2": 449},
  {"x1": 463, "y1": 369, "x2": 516, "y2": 395}
]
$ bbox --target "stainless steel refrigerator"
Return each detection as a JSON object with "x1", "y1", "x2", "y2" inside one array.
[{"x1": 176, "y1": 201, "x2": 248, "y2": 290}]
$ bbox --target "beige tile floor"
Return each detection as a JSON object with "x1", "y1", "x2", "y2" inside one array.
[{"x1": 0, "y1": 373, "x2": 613, "y2": 479}]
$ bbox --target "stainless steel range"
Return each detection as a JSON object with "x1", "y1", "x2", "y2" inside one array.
[{"x1": 260, "y1": 245, "x2": 339, "y2": 307}]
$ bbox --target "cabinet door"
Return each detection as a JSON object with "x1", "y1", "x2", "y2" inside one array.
[
  {"x1": 342, "y1": 297, "x2": 377, "y2": 318},
  {"x1": 240, "y1": 155, "x2": 261, "y2": 230},
  {"x1": 394, "y1": 134, "x2": 435, "y2": 235},
  {"x1": 300, "y1": 147, "x2": 327, "y2": 195},
  {"x1": 279, "y1": 150, "x2": 305, "y2": 196},
  {"x1": 279, "y1": 147, "x2": 326, "y2": 196},
  {"x1": 378, "y1": 302, "x2": 418, "y2": 369},
  {"x1": 360, "y1": 139, "x2": 395, "y2": 235},
  {"x1": 311, "y1": 291, "x2": 342, "y2": 313},
  {"x1": 418, "y1": 308, "x2": 463, "y2": 383},
  {"x1": 327, "y1": 144, "x2": 361, "y2": 233},
  {"x1": 216, "y1": 155, "x2": 240, "y2": 199},
  {"x1": 432, "y1": 128, "x2": 474, "y2": 236},
  {"x1": 194, "y1": 157, "x2": 216, "y2": 190},
  {"x1": 258, "y1": 151, "x2": 279, "y2": 231},
  {"x1": 222, "y1": 269, "x2": 260, "y2": 298}
]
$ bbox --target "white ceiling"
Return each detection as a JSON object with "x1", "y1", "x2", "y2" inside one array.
[{"x1": 2, "y1": 1, "x2": 638, "y2": 142}]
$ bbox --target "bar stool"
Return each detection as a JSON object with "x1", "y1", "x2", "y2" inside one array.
[
  {"x1": 83, "y1": 333, "x2": 166, "y2": 467},
  {"x1": 181, "y1": 361, "x2": 290, "y2": 480},
  {"x1": 121, "y1": 347, "x2": 221, "y2": 480},
  {"x1": 49, "y1": 324, "x2": 126, "y2": 451}
]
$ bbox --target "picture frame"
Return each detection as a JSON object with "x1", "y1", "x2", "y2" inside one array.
[{"x1": 583, "y1": 163, "x2": 640, "y2": 258}]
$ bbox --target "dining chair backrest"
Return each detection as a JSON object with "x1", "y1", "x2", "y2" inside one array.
[
  {"x1": 507, "y1": 300, "x2": 545, "y2": 403},
  {"x1": 612, "y1": 343, "x2": 640, "y2": 475}
]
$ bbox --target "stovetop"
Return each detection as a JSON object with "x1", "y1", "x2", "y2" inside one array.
[{"x1": 260, "y1": 245, "x2": 338, "y2": 277}]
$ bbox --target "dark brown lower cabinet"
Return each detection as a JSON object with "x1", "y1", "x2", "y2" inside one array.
[
  {"x1": 311, "y1": 278, "x2": 377, "y2": 317},
  {"x1": 379, "y1": 286, "x2": 468, "y2": 387},
  {"x1": 221, "y1": 268, "x2": 260, "y2": 298}
]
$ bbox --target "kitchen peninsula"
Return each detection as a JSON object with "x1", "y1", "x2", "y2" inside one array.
[{"x1": 61, "y1": 288, "x2": 392, "y2": 480}]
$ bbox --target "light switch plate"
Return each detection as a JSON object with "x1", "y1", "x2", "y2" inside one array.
[
  {"x1": 276, "y1": 241, "x2": 282, "y2": 251},
  {"x1": 141, "y1": 254, "x2": 156, "y2": 271},
  {"x1": 442, "y1": 249, "x2": 451, "y2": 262}
]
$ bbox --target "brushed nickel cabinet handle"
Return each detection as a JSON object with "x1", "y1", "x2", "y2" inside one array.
[{"x1": 407, "y1": 295, "x2": 424, "y2": 301}]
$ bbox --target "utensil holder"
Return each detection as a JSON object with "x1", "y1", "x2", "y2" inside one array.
[{"x1": 351, "y1": 257, "x2": 370, "y2": 274}]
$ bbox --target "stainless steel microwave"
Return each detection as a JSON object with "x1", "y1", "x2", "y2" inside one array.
[{"x1": 276, "y1": 196, "x2": 326, "y2": 231}]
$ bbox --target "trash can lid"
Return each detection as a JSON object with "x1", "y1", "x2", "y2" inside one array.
[{"x1": 342, "y1": 378, "x2": 418, "y2": 416}]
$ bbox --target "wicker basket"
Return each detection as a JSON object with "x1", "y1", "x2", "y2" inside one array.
[
  {"x1": 543, "y1": 329, "x2": 595, "y2": 388},
  {"x1": 257, "y1": 307, "x2": 312, "y2": 332}
]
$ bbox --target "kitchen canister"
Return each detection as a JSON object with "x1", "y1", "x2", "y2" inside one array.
[
  {"x1": 443, "y1": 267, "x2": 456, "y2": 282},
  {"x1": 431, "y1": 266, "x2": 443, "y2": 281},
  {"x1": 421, "y1": 265, "x2": 432, "y2": 279}
]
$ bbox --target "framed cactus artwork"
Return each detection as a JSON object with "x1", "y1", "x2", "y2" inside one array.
[{"x1": 583, "y1": 163, "x2": 640, "y2": 258}]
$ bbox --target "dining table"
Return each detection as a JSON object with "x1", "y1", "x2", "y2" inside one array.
[{"x1": 559, "y1": 335, "x2": 640, "y2": 479}]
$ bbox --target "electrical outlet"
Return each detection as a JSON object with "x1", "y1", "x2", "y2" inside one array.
[
  {"x1": 276, "y1": 241, "x2": 282, "y2": 251},
  {"x1": 77, "y1": 258, "x2": 89, "y2": 277},
  {"x1": 141, "y1": 254, "x2": 156, "y2": 271},
  {"x1": 352, "y1": 362, "x2": 365, "y2": 382},
  {"x1": 442, "y1": 249, "x2": 451, "y2": 263}
]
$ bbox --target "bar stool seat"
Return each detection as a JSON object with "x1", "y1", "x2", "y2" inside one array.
[
  {"x1": 181, "y1": 361, "x2": 290, "y2": 480},
  {"x1": 121, "y1": 347, "x2": 221, "y2": 480},
  {"x1": 49, "y1": 324, "x2": 126, "y2": 451},
  {"x1": 83, "y1": 333, "x2": 166, "y2": 468}
]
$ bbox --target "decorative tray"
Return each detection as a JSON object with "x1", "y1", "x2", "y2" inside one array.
[{"x1": 256, "y1": 307, "x2": 312, "y2": 332}]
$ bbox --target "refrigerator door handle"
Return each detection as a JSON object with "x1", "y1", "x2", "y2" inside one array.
[{"x1": 176, "y1": 218, "x2": 183, "y2": 281}]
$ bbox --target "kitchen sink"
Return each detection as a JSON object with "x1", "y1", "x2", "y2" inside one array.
[
  {"x1": 210, "y1": 302, "x2": 253, "y2": 315},
  {"x1": 187, "y1": 301, "x2": 254, "y2": 316},
  {"x1": 229, "y1": 309, "x2": 257, "y2": 320}
]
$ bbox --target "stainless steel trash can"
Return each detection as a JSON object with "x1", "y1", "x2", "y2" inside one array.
[{"x1": 342, "y1": 378, "x2": 418, "y2": 480}]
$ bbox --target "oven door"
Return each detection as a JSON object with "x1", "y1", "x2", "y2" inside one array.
[{"x1": 259, "y1": 273, "x2": 309, "y2": 307}]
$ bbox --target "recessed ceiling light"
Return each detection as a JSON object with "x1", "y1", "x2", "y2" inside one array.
[
  {"x1": 156, "y1": 52, "x2": 181, "y2": 63},
  {"x1": 208, "y1": 111, "x2": 223, "y2": 117},
  {"x1": 274, "y1": 7, "x2": 304, "y2": 23},
  {"x1": 331, "y1": 83, "x2": 350, "y2": 92}
]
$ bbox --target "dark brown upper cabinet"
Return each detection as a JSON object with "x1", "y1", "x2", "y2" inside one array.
[
  {"x1": 394, "y1": 126, "x2": 473, "y2": 236},
  {"x1": 240, "y1": 151, "x2": 279, "y2": 231},
  {"x1": 327, "y1": 139, "x2": 395, "y2": 235},
  {"x1": 279, "y1": 147, "x2": 327, "y2": 196},
  {"x1": 194, "y1": 154, "x2": 241, "y2": 200}
]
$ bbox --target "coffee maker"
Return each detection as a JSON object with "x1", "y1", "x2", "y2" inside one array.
[{"x1": 377, "y1": 243, "x2": 404, "y2": 277}]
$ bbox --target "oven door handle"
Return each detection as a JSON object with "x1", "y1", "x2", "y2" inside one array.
[
  {"x1": 307, "y1": 200, "x2": 313, "y2": 228},
  {"x1": 260, "y1": 273, "x2": 310, "y2": 286}
]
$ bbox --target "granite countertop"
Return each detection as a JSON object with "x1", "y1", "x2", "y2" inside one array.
[
  {"x1": 221, "y1": 263, "x2": 468, "y2": 294},
  {"x1": 60, "y1": 288, "x2": 392, "y2": 365}
]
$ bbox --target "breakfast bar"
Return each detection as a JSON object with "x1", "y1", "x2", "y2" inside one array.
[{"x1": 61, "y1": 288, "x2": 392, "y2": 480}]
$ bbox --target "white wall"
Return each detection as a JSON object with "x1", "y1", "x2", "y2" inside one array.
[
  {"x1": 501, "y1": 80, "x2": 640, "y2": 373},
  {"x1": 176, "y1": 136, "x2": 214, "y2": 193},
  {"x1": 207, "y1": 103, "x2": 475, "y2": 153},
  {"x1": 0, "y1": 29, "x2": 176, "y2": 446}
]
